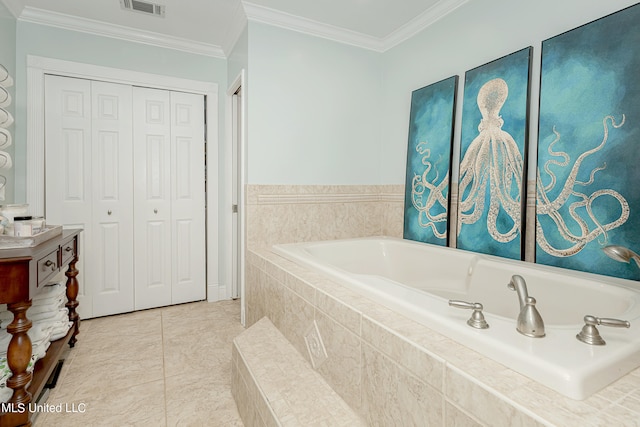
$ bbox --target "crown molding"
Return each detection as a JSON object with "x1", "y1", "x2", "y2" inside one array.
[
  {"x1": 13, "y1": 0, "x2": 470, "y2": 58},
  {"x1": 381, "y1": 0, "x2": 469, "y2": 50},
  {"x1": 19, "y1": 6, "x2": 226, "y2": 58},
  {"x1": 221, "y1": 1, "x2": 248, "y2": 56},
  {"x1": 242, "y1": 0, "x2": 469, "y2": 52},
  {"x1": 242, "y1": 1, "x2": 382, "y2": 52}
]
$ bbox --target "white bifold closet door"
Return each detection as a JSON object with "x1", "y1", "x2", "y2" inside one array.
[
  {"x1": 45, "y1": 75, "x2": 135, "y2": 318},
  {"x1": 133, "y1": 87, "x2": 206, "y2": 310},
  {"x1": 45, "y1": 75, "x2": 205, "y2": 318}
]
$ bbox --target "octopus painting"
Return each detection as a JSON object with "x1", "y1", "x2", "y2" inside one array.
[
  {"x1": 458, "y1": 78, "x2": 523, "y2": 245},
  {"x1": 456, "y1": 47, "x2": 531, "y2": 260},
  {"x1": 536, "y1": 3, "x2": 640, "y2": 280},
  {"x1": 403, "y1": 76, "x2": 458, "y2": 246}
]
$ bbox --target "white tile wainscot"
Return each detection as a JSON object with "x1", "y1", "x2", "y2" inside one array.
[{"x1": 245, "y1": 248, "x2": 640, "y2": 427}]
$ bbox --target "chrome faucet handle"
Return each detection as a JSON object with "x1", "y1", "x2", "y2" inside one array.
[
  {"x1": 449, "y1": 300, "x2": 489, "y2": 329},
  {"x1": 576, "y1": 315, "x2": 630, "y2": 345}
]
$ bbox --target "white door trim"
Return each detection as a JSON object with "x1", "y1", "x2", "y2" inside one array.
[
  {"x1": 226, "y1": 69, "x2": 246, "y2": 324},
  {"x1": 26, "y1": 55, "x2": 222, "y2": 302}
]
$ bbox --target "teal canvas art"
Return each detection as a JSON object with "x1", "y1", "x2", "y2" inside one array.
[
  {"x1": 456, "y1": 47, "x2": 532, "y2": 260},
  {"x1": 536, "y1": 3, "x2": 640, "y2": 280},
  {"x1": 403, "y1": 76, "x2": 458, "y2": 245}
]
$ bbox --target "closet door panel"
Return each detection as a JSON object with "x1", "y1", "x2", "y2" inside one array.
[
  {"x1": 45, "y1": 75, "x2": 93, "y2": 318},
  {"x1": 170, "y1": 92, "x2": 206, "y2": 304},
  {"x1": 134, "y1": 87, "x2": 172, "y2": 310},
  {"x1": 91, "y1": 81, "x2": 134, "y2": 317}
]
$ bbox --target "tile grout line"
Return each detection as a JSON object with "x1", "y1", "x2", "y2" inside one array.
[{"x1": 161, "y1": 311, "x2": 168, "y2": 427}]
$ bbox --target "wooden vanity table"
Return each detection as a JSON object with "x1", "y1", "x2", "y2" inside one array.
[{"x1": 0, "y1": 229, "x2": 81, "y2": 427}]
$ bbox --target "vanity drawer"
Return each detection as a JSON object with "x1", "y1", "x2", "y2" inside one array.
[
  {"x1": 61, "y1": 239, "x2": 76, "y2": 266},
  {"x1": 37, "y1": 249, "x2": 59, "y2": 287}
]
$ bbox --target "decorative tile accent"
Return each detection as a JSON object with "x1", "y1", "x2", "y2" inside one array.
[{"x1": 304, "y1": 320, "x2": 328, "y2": 368}]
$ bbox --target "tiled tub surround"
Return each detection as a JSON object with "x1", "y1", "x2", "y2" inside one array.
[
  {"x1": 245, "y1": 185, "x2": 404, "y2": 248},
  {"x1": 272, "y1": 237, "x2": 640, "y2": 401},
  {"x1": 245, "y1": 248, "x2": 640, "y2": 426}
]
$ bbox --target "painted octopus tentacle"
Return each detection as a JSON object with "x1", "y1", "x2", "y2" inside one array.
[
  {"x1": 540, "y1": 126, "x2": 568, "y2": 192},
  {"x1": 546, "y1": 115, "x2": 624, "y2": 212},
  {"x1": 575, "y1": 163, "x2": 606, "y2": 187},
  {"x1": 536, "y1": 114, "x2": 629, "y2": 257},
  {"x1": 410, "y1": 140, "x2": 450, "y2": 237}
]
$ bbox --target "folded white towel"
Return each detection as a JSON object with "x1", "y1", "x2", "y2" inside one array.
[
  {"x1": 31, "y1": 340, "x2": 50, "y2": 361},
  {"x1": 26, "y1": 307, "x2": 68, "y2": 323},
  {"x1": 28, "y1": 322, "x2": 53, "y2": 344},
  {"x1": 49, "y1": 322, "x2": 72, "y2": 341},
  {"x1": 0, "y1": 305, "x2": 68, "y2": 331},
  {"x1": 49, "y1": 308, "x2": 69, "y2": 323},
  {"x1": 27, "y1": 301, "x2": 65, "y2": 316},
  {"x1": 0, "y1": 284, "x2": 66, "y2": 329},
  {"x1": 32, "y1": 282, "x2": 66, "y2": 301},
  {"x1": 31, "y1": 294, "x2": 65, "y2": 308}
]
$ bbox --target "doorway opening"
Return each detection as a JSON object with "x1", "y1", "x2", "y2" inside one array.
[{"x1": 228, "y1": 70, "x2": 246, "y2": 325}]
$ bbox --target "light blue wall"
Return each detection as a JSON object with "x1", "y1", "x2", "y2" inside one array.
[
  {"x1": 380, "y1": 0, "x2": 639, "y2": 184},
  {"x1": 246, "y1": 22, "x2": 383, "y2": 185},
  {"x1": 0, "y1": 1, "x2": 16, "y2": 203},
  {"x1": 8, "y1": 2, "x2": 638, "y2": 194},
  {"x1": 13, "y1": 21, "x2": 227, "y2": 202},
  {"x1": 244, "y1": 1, "x2": 638, "y2": 186}
]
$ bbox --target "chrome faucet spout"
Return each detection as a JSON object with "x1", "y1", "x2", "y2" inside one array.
[
  {"x1": 507, "y1": 275, "x2": 545, "y2": 338},
  {"x1": 507, "y1": 274, "x2": 528, "y2": 310}
]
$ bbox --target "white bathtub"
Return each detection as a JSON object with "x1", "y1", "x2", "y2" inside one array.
[{"x1": 272, "y1": 236, "x2": 640, "y2": 400}]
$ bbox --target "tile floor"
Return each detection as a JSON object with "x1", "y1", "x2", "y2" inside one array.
[{"x1": 33, "y1": 299, "x2": 246, "y2": 426}]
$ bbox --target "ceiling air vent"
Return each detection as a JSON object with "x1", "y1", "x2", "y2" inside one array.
[{"x1": 120, "y1": 0, "x2": 165, "y2": 17}]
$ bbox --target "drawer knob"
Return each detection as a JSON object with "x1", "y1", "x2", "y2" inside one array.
[
  {"x1": 65, "y1": 246, "x2": 73, "y2": 252},
  {"x1": 108, "y1": 210, "x2": 112, "y2": 215},
  {"x1": 43, "y1": 260, "x2": 57, "y2": 271}
]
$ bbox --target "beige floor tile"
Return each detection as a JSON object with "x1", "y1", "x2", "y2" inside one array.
[
  {"x1": 31, "y1": 300, "x2": 244, "y2": 426},
  {"x1": 50, "y1": 344, "x2": 166, "y2": 402},
  {"x1": 163, "y1": 336, "x2": 234, "y2": 380},
  {"x1": 36, "y1": 378, "x2": 167, "y2": 427},
  {"x1": 165, "y1": 370, "x2": 243, "y2": 426}
]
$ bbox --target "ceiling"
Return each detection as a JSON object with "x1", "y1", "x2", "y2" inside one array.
[{"x1": 2, "y1": 0, "x2": 468, "y2": 57}]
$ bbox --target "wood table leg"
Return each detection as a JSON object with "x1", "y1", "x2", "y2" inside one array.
[
  {"x1": 65, "y1": 254, "x2": 80, "y2": 348},
  {"x1": 5, "y1": 300, "x2": 32, "y2": 426}
]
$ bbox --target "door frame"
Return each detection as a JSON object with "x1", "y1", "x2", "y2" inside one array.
[
  {"x1": 226, "y1": 70, "x2": 246, "y2": 325},
  {"x1": 26, "y1": 55, "x2": 222, "y2": 311}
]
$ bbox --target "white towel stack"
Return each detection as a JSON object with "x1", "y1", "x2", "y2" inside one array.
[
  {"x1": 0, "y1": 282, "x2": 72, "y2": 403},
  {"x1": 29, "y1": 282, "x2": 73, "y2": 342}
]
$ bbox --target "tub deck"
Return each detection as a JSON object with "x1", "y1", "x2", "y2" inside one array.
[{"x1": 273, "y1": 236, "x2": 640, "y2": 400}]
